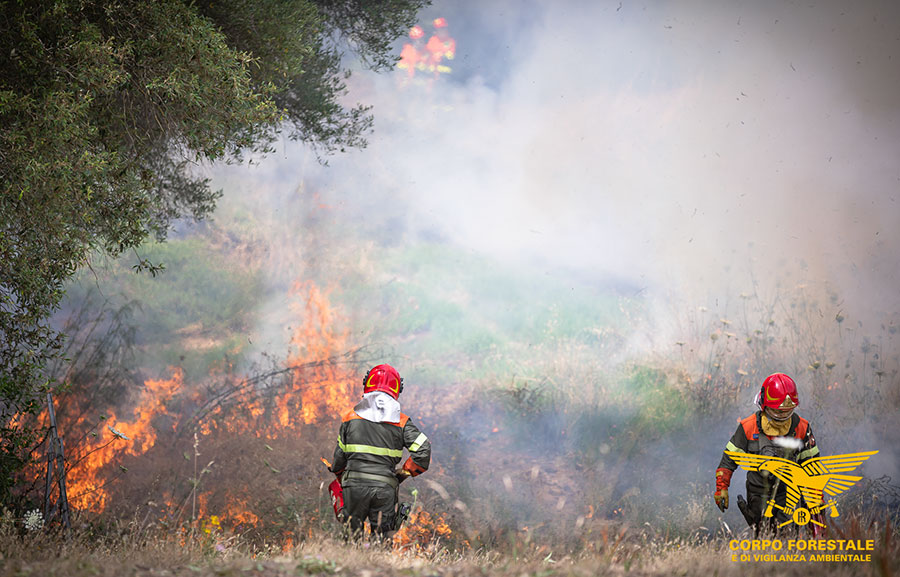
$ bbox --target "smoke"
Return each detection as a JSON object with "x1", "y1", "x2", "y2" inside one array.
[
  {"x1": 177, "y1": 0, "x2": 900, "y2": 538},
  {"x1": 214, "y1": 0, "x2": 900, "y2": 321}
]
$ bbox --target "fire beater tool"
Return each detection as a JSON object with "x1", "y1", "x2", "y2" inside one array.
[{"x1": 321, "y1": 457, "x2": 345, "y2": 522}]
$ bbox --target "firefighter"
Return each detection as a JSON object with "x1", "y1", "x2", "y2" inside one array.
[
  {"x1": 397, "y1": 25, "x2": 425, "y2": 78},
  {"x1": 424, "y1": 17, "x2": 455, "y2": 75},
  {"x1": 714, "y1": 373, "x2": 820, "y2": 535},
  {"x1": 330, "y1": 364, "x2": 431, "y2": 540}
]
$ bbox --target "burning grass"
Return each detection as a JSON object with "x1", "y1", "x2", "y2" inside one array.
[
  {"x1": 9, "y1": 280, "x2": 384, "y2": 546},
  {"x1": 12, "y1": 278, "x2": 898, "y2": 554},
  {"x1": 5, "y1": 231, "x2": 899, "y2": 575}
]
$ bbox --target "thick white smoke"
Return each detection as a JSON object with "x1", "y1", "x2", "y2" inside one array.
[
  {"x1": 204, "y1": 1, "x2": 900, "y2": 532},
  {"x1": 213, "y1": 0, "x2": 900, "y2": 357}
]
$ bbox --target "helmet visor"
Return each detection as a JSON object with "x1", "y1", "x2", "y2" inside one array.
[{"x1": 765, "y1": 406, "x2": 794, "y2": 422}]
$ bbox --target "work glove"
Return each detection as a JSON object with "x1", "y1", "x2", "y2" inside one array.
[
  {"x1": 715, "y1": 488, "x2": 728, "y2": 512},
  {"x1": 715, "y1": 467, "x2": 733, "y2": 512},
  {"x1": 395, "y1": 468, "x2": 412, "y2": 484}
]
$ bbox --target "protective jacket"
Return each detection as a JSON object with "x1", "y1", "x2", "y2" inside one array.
[
  {"x1": 331, "y1": 407, "x2": 430, "y2": 537},
  {"x1": 331, "y1": 409, "x2": 431, "y2": 485},
  {"x1": 717, "y1": 411, "x2": 819, "y2": 527}
]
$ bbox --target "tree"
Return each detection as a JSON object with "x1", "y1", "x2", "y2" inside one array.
[{"x1": 0, "y1": 0, "x2": 427, "y2": 501}]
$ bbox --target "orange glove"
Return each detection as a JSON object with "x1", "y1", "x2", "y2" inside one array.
[{"x1": 715, "y1": 468, "x2": 733, "y2": 512}]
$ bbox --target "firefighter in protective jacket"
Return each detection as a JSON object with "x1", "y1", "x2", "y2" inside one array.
[
  {"x1": 715, "y1": 373, "x2": 820, "y2": 534},
  {"x1": 330, "y1": 364, "x2": 431, "y2": 538}
]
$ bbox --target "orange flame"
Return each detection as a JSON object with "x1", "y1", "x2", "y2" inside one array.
[
  {"x1": 394, "y1": 509, "x2": 452, "y2": 552},
  {"x1": 284, "y1": 280, "x2": 354, "y2": 427},
  {"x1": 39, "y1": 277, "x2": 358, "y2": 538},
  {"x1": 66, "y1": 369, "x2": 183, "y2": 512}
]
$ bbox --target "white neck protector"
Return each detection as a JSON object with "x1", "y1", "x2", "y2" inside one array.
[{"x1": 353, "y1": 391, "x2": 402, "y2": 423}]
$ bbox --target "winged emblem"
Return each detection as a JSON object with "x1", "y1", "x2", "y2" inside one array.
[{"x1": 724, "y1": 450, "x2": 878, "y2": 522}]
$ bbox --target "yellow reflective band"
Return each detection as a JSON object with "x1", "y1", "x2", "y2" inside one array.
[
  {"x1": 799, "y1": 446, "x2": 820, "y2": 461},
  {"x1": 342, "y1": 443, "x2": 403, "y2": 458},
  {"x1": 725, "y1": 441, "x2": 744, "y2": 453},
  {"x1": 409, "y1": 433, "x2": 428, "y2": 452}
]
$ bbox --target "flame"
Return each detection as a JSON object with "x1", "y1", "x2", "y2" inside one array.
[
  {"x1": 394, "y1": 509, "x2": 453, "y2": 552},
  {"x1": 114, "y1": 369, "x2": 182, "y2": 454},
  {"x1": 282, "y1": 535, "x2": 294, "y2": 552},
  {"x1": 66, "y1": 369, "x2": 183, "y2": 512},
  {"x1": 36, "y1": 277, "x2": 359, "y2": 540},
  {"x1": 284, "y1": 280, "x2": 354, "y2": 427},
  {"x1": 225, "y1": 495, "x2": 259, "y2": 527}
]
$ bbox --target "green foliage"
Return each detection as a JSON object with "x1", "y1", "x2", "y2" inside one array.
[
  {"x1": 0, "y1": 0, "x2": 427, "y2": 488},
  {"x1": 0, "y1": 426, "x2": 42, "y2": 506},
  {"x1": 623, "y1": 365, "x2": 689, "y2": 436},
  {"x1": 338, "y1": 241, "x2": 624, "y2": 387},
  {"x1": 67, "y1": 237, "x2": 263, "y2": 378}
]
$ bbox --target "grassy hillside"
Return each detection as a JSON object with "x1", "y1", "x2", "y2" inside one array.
[{"x1": 9, "y1": 189, "x2": 895, "y2": 576}]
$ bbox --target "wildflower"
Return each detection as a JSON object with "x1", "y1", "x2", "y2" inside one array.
[
  {"x1": 23, "y1": 509, "x2": 43, "y2": 532},
  {"x1": 108, "y1": 425, "x2": 130, "y2": 440}
]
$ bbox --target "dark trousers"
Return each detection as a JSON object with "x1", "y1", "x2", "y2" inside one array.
[
  {"x1": 746, "y1": 488, "x2": 793, "y2": 537},
  {"x1": 342, "y1": 483, "x2": 397, "y2": 539}
]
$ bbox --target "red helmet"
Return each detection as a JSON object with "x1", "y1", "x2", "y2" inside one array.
[
  {"x1": 362, "y1": 364, "x2": 403, "y2": 400},
  {"x1": 757, "y1": 373, "x2": 799, "y2": 419}
]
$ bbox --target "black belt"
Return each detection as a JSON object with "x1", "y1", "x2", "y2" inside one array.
[{"x1": 342, "y1": 470, "x2": 398, "y2": 489}]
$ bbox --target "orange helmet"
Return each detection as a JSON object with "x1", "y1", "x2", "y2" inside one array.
[
  {"x1": 362, "y1": 364, "x2": 403, "y2": 399},
  {"x1": 756, "y1": 373, "x2": 799, "y2": 420}
]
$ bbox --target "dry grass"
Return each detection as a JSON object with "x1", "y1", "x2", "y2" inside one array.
[
  {"x1": 6, "y1": 278, "x2": 898, "y2": 577},
  {"x1": 1, "y1": 526, "x2": 896, "y2": 577}
]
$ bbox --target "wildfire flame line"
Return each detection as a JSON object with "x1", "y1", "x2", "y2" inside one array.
[{"x1": 48, "y1": 279, "x2": 359, "y2": 525}]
